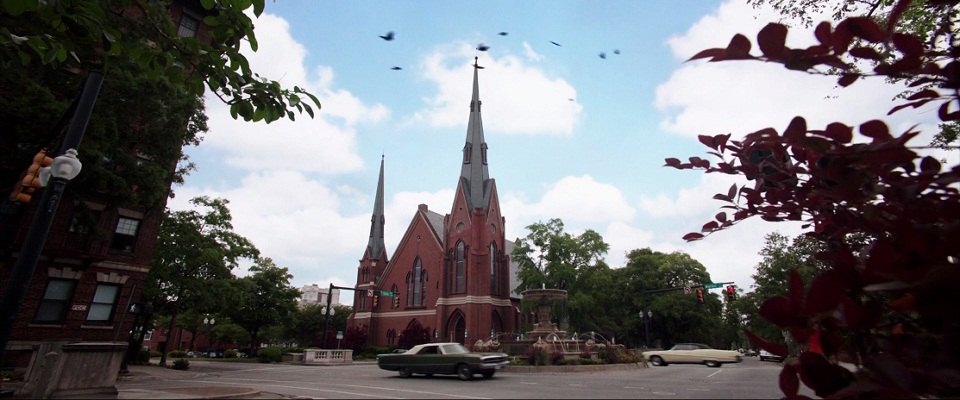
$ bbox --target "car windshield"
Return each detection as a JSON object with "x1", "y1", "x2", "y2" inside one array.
[{"x1": 440, "y1": 343, "x2": 470, "y2": 354}]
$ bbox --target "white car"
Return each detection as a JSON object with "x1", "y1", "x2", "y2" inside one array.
[
  {"x1": 759, "y1": 349, "x2": 784, "y2": 362},
  {"x1": 642, "y1": 343, "x2": 742, "y2": 367}
]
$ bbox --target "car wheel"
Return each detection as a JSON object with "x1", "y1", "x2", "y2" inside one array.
[
  {"x1": 456, "y1": 364, "x2": 473, "y2": 381},
  {"x1": 481, "y1": 371, "x2": 495, "y2": 379},
  {"x1": 704, "y1": 360, "x2": 721, "y2": 368},
  {"x1": 759, "y1": 356, "x2": 766, "y2": 362},
  {"x1": 649, "y1": 356, "x2": 666, "y2": 366},
  {"x1": 398, "y1": 368, "x2": 412, "y2": 378},
  {"x1": 425, "y1": 373, "x2": 434, "y2": 378}
]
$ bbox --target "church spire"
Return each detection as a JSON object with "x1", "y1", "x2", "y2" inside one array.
[
  {"x1": 366, "y1": 155, "x2": 386, "y2": 259},
  {"x1": 459, "y1": 57, "x2": 490, "y2": 209}
]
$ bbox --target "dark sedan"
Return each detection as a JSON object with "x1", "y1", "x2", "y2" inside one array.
[{"x1": 377, "y1": 342, "x2": 509, "y2": 380}]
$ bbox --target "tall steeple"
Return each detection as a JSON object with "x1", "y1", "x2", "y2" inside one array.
[
  {"x1": 459, "y1": 57, "x2": 490, "y2": 209},
  {"x1": 366, "y1": 155, "x2": 386, "y2": 259}
]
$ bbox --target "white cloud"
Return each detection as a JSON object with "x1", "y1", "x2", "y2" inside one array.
[
  {"x1": 502, "y1": 175, "x2": 636, "y2": 228},
  {"x1": 200, "y1": 12, "x2": 388, "y2": 175},
  {"x1": 655, "y1": 0, "x2": 940, "y2": 140},
  {"x1": 522, "y1": 41, "x2": 544, "y2": 62},
  {"x1": 639, "y1": 173, "x2": 741, "y2": 218},
  {"x1": 411, "y1": 42, "x2": 582, "y2": 136}
]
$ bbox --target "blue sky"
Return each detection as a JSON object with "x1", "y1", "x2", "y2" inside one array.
[{"x1": 169, "y1": 0, "x2": 946, "y2": 305}]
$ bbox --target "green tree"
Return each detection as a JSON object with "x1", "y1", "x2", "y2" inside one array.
[
  {"x1": 619, "y1": 249, "x2": 726, "y2": 349},
  {"x1": 228, "y1": 257, "x2": 300, "y2": 354},
  {"x1": 512, "y1": 219, "x2": 611, "y2": 336},
  {"x1": 0, "y1": 0, "x2": 319, "y2": 124},
  {"x1": 146, "y1": 196, "x2": 259, "y2": 366},
  {"x1": 289, "y1": 304, "x2": 325, "y2": 347}
]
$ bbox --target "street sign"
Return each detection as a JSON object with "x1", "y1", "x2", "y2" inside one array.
[
  {"x1": 379, "y1": 290, "x2": 396, "y2": 297},
  {"x1": 336, "y1": 331, "x2": 343, "y2": 340},
  {"x1": 683, "y1": 287, "x2": 691, "y2": 295},
  {"x1": 367, "y1": 289, "x2": 374, "y2": 297},
  {"x1": 703, "y1": 283, "x2": 723, "y2": 289}
]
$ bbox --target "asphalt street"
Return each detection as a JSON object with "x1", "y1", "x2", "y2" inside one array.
[{"x1": 118, "y1": 357, "x2": 815, "y2": 399}]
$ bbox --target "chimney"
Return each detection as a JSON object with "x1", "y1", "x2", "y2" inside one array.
[{"x1": 418, "y1": 204, "x2": 428, "y2": 213}]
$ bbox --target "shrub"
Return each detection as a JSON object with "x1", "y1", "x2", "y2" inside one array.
[
  {"x1": 549, "y1": 351, "x2": 564, "y2": 365},
  {"x1": 526, "y1": 347, "x2": 550, "y2": 366},
  {"x1": 357, "y1": 346, "x2": 391, "y2": 360},
  {"x1": 168, "y1": 350, "x2": 188, "y2": 358},
  {"x1": 257, "y1": 347, "x2": 282, "y2": 363},
  {"x1": 149, "y1": 351, "x2": 162, "y2": 358},
  {"x1": 133, "y1": 349, "x2": 151, "y2": 364},
  {"x1": 171, "y1": 358, "x2": 189, "y2": 370},
  {"x1": 224, "y1": 349, "x2": 238, "y2": 359}
]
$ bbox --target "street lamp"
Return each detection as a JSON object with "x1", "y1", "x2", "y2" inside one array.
[
  {"x1": 0, "y1": 149, "x2": 84, "y2": 354},
  {"x1": 203, "y1": 316, "x2": 216, "y2": 357},
  {"x1": 639, "y1": 310, "x2": 653, "y2": 348}
]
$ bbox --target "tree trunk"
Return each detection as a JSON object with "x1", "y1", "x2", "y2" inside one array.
[
  {"x1": 159, "y1": 306, "x2": 180, "y2": 367},
  {"x1": 189, "y1": 329, "x2": 197, "y2": 352}
]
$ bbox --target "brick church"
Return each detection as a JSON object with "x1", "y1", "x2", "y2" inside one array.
[{"x1": 347, "y1": 59, "x2": 521, "y2": 347}]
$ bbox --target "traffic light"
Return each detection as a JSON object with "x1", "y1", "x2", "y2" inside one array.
[
  {"x1": 696, "y1": 288, "x2": 705, "y2": 304},
  {"x1": 372, "y1": 295, "x2": 379, "y2": 308},
  {"x1": 726, "y1": 285, "x2": 736, "y2": 301},
  {"x1": 393, "y1": 296, "x2": 400, "y2": 308},
  {"x1": 9, "y1": 149, "x2": 53, "y2": 203}
]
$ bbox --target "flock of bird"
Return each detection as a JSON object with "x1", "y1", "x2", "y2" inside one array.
[{"x1": 378, "y1": 30, "x2": 620, "y2": 71}]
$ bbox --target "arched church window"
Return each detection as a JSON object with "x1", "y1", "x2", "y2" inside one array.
[
  {"x1": 490, "y1": 242, "x2": 498, "y2": 294},
  {"x1": 454, "y1": 241, "x2": 466, "y2": 293},
  {"x1": 413, "y1": 258, "x2": 423, "y2": 307},
  {"x1": 406, "y1": 271, "x2": 412, "y2": 306},
  {"x1": 391, "y1": 284, "x2": 398, "y2": 308}
]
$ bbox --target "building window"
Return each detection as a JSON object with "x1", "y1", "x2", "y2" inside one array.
[
  {"x1": 35, "y1": 279, "x2": 77, "y2": 323},
  {"x1": 490, "y1": 242, "x2": 498, "y2": 294},
  {"x1": 86, "y1": 284, "x2": 121, "y2": 323},
  {"x1": 406, "y1": 258, "x2": 428, "y2": 307},
  {"x1": 454, "y1": 241, "x2": 466, "y2": 293},
  {"x1": 387, "y1": 329, "x2": 397, "y2": 346},
  {"x1": 177, "y1": 13, "x2": 200, "y2": 38},
  {"x1": 143, "y1": 330, "x2": 153, "y2": 341},
  {"x1": 110, "y1": 217, "x2": 140, "y2": 253}
]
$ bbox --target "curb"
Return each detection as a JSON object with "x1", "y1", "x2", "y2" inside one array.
[{"x1": 505, "y1": 362, "x2": 648, "y2": 373}]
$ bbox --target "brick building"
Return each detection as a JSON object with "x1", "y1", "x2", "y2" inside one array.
[
  {"x1": 0, "y1": 0, "x2": 212, "y2": 368},
  {"x1": 348, "y1": 60, "x2": 521, "y2": 347}
]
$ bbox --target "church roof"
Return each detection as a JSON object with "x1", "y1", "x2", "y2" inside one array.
[{"x1": 425, "y1": 210, "x2": 445, "y2": 242}]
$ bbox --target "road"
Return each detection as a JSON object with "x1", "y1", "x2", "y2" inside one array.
[{"x1": 121, "y1": 358, "x2": 814, "y2": 399}]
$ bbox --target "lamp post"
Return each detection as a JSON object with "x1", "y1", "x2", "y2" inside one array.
[
  {"x1": 0, "y1": 71, "x2": 101, "y2": 375},
  {"x1": 639, "y1": 310, "x2": 652, "y2": 348},
  {"x1": 203, "y1": 316, "x2": 216, "y2": 357},
  {"x1": 0, "y1": 150, "x2": 84, "y2": 355}
]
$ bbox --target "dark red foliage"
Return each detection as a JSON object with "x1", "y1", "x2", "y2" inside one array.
[{"x1": 666, "y1": 0, "x2": 960, "y2": 397}]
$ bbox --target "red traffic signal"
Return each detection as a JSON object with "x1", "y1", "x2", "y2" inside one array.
[
  {"x1": 9, "y1": 150, "x2": 53, "y2": 203},
  {"x1": 696, "y1": 288, "x2": 705, "y2": 304},
  {"x1": 726, "y1": 285, "x2": 736, "y2": 300}
]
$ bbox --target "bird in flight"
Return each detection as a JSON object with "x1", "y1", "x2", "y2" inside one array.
[
  {"x1": 477, "y1": 43, "x2": 490, "y2": 51},
  {"x1": 379, "y1": 31, "x2": 394, "y2": 41},
  {"x1": 390, "y1": 66, "x2": 402, "y2": 70},
  {"x1": 613, "y1": 49, "x2": 621, "y2": 55},
  {"x1": 599, "y1": 52, "x2": 607, "y2": 59},
  {"x1": 498, "y1": 32, "x2": 508, "y2": 36},
  {"x1": 549, "y1": 41, "x2": 562, "y2": 46}
]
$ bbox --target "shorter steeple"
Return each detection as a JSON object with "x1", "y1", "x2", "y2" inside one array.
[{"x1": 366, "y1": 155, "x2": 386, "y2": 259}]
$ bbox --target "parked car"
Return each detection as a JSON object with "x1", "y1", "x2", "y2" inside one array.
[
  {"x1": 759, "y1": 349, "x2": 785, "y2": 362},
  {"x1": 376, "y1": 342, "x2": 509, "y2": 380},
  {"x1": 642, "y1": 343, "x2": 742, "y2": 367}
]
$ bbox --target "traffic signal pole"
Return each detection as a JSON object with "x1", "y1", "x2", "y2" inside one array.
[{"x1": 0, "y1": 71, "x2": 103, "y2": 370}]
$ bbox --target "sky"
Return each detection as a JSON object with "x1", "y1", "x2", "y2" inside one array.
[{"x1": 168, "y1": 0, "x2": 950, "y2": 306}]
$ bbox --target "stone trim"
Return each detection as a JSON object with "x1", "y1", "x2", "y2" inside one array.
[
  {"x1": 90, "y1": 261, "x2": 149, "y2": 273},
  {"x1": 354, "y1": 309, "x2": 436, "y2": 319},
  {"x1": 116, "y1": 208, "x2": 145, "y2": 219},
  {"x1": 79, "y1": 325, "x2": 114, "y2": 330},
  {"x1": 95, "y1": 272, "x2": 129, "y2": 284},
  {"x1": 435, "y1": 295, "x2": 511, "y2": 307},
  {"x1": 48, "y1": 267, "x2": 83, "y2": 280}
]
